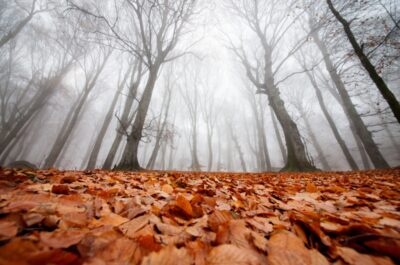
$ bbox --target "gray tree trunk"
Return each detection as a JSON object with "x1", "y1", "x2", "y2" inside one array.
[
  {"x1": 312, "y1": 30, "x2": 389, "y2": 168},
  {"x1": 270, "y1": 105, "x2": 287, "y2": 166},
  {"x1": 146, "y1": 88, "x2": 172, "y2": 169},
  {"x1": 117, "y1": 64, "x2": 161, "y2": 170},
  {"x1": 44, "y1": 52, "x2": 110, "y2": 168},
  {"x1": 304, "y1": 70, "x2": 359, "y2": 170},
  {"x1": 86, "y1": 67, "x2": 130, "y2": 169}
]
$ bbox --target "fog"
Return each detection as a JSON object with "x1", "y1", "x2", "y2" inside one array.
[{"x1": 1, "y1": 0, "x2": 399, "y2": 172}]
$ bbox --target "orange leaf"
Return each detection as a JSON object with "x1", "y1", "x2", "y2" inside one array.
[{"x1": 176, "y1": 195, "x2": 193, "y2": 218}]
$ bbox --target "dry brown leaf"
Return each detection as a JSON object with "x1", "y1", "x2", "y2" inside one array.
[
  {"x1": 267, "y1": 230, "x2": 329, "y2": 265},
  {"x1": 206, "y1": 244, "x2": 265, "y2": 265},
  {"x1": 118, "y1": 214, "x2": 152, "y2": 238},
  {"x1": 40, "y1": 229, "x2": 86, "y2": 248},
  {"x1": 246, "y1": 217, "x2": 273, "y2": 235},
  {"x1": 208, "y1": 210, "x2": 233, "y2": 232},
  {"x1": 176, "y1": 195, "x2": 194, "y2": 218},
  {"x1": 337, "y1": 247, "x2": 395, "y2": 265},
  {"x1": 141, "y1": 245, "x2": 192, "y2": 265}
]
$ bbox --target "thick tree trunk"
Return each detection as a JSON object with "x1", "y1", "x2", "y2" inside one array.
[
  {"x1": 327, "y1": 0, "x2": 400, "y2": 124},
  {"x1": 262, "y1": 51, "x2": 315, "y2": 171},
  {"x1": 117, "y1": 64, "x2": 160, "y2": 170},
  {"x1": 103, "y1": 68, "x2": 140, "y2": 169},
  {"x1": 305, "y1": 70, "x2": 359, "y2": 170},
  {"x1": 312, "y1": 31, "x2": 389, "y2": 168},
  {"x1": 86, "y1": 68, "x2": 129, "y2": 169},
  {"x1": 270, "y1": 105, "x2": 287, "y2": 166}
]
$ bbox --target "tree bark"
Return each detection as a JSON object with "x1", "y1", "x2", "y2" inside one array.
[
  {"x1": 312, "y1": 30, "x2": 389, "y2": 168},
  {"x1": 326, "y1": 0, "x2": 400, "y2": 124}
]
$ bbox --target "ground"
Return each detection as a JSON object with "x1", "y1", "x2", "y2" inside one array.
[{"x1": 0, "y1": 168, "x2": 399, "y2": 265}]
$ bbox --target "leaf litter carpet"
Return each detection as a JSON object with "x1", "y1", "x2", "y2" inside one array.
[{"x1": 0, "y1": 168, "x2": 399, "y2": 265}]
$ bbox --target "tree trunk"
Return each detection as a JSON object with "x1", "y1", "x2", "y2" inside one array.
[
  {"x1": 86, "y1": 68, "x2": 129, "y2": 169},
  {"x1": 230, "y1": 129, "x2": 247, "y2": 172},
  {"x1": 103, "y1": 66, "x2": 140, "y2": 169},
  {"x1": 44, "y1": 52, "x2": 110, "y2": 168},
  {"x1": 262, "y1": 51, "x2": 315, "y2": 171},
  {"x1": 117, "y1": 64, "x2": 161, "y2": 170},
  {"x1": 258, "y1": 98, "x2": 272, "y2": 171},
  {"x1": 270, "y1": 105, "x2": 287, "y2": 166},
  {"x1": 300, "y1": 110, "x2": 331, "y2": 170},
  {"x1": 0, "y1": 13, "x2": 33, "y2": 48},
  {"x1": 0, "y1": 66, "x2": 71, "y2": 155},
  {"x1": 190, "y1": 117, "x2": 201, "y2": 171},
  {"x1": 312, "y1": 30, "x2": 389, "y2": 168},
  {"x1": 305, "y1": 70, "x2": 359, "y2": 170},
  {"x1": 323, "y1": 75, "x2": 372, "y2": 169},
  {"x1": 327, "y1": 0, "x2": 400, "y2": 124},
  {"x1": 146, "y1": 89, "x2": 172, "y2": 169}
]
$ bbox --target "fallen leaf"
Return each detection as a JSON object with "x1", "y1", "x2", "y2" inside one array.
[
  {"x1": 40, "y1": 229, "x2": 86, "y2": 248},
  {"x1": 176, "y1": 195, "x2": 193, "y2": 218},
  {"x1": 206, "y1": 244, "x2": 265, "y2": 265},
  {"x1": 141, "y1": 245, "x2": 192, "y2": 265},
  {"x1": 337, "y1": 247, "x2": 395, "y2": 265}
]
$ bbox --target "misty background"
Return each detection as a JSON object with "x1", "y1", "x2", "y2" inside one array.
[{"x1": 0, "y1": 0, "x2": 399, "y2": 172}]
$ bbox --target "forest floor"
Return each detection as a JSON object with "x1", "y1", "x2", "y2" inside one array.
[{"x1": 0, "y1": 168, "x2": 399, "y2": 265}]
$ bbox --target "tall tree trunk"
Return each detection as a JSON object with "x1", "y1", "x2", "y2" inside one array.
[
  {"x1": 103, "y1": 63, "x2": 141, "y2": 169},
  {"x1": 86, "y1": 67, "x2": 130, "y2": 169},
  {"x1": 0, "y1": 65, "x2": 71, "y2": 155},
  {"x1": 217, "y1": 130, "x2": 222, "y2": 171},
  {"x1": 117, "y1": 64, "x2": 161, "y2": 170},
  {"x1": 44, "y1": 52, "x2": 110, "y2": 168},
  {"x1": 160, "y1": 140, "x2": 167, "y2": 170},
  {"x1": 304, "y1": 70, "x2": 359, "y2": 170},
  {"x1": 312, "y1": 30, "x2": 389, "y2": 168},
  {"x1": 327, "y1": 0, "x2": 400, "y2": 124},
  {"x1": 300, "y1": 110, "x2": 331, "y2": 170},
  {"x1": 261, "y1": 50, "x2": 315, "y2": 171},
  {"x1": 146, "y1": 89, "x2": 172, "y2": 169},
  {"x1": 322, "y1": 75, "x2": 372, "y2": 169},
  {"x1": 190, "y1": 117, "x2": 201, "y2": 171},
  {"x1": 230, "y1": 128, "x2": 247, "y2": 172},
  {"x1": 270, "y1": 105, "x2": 287, "y2": 166},
  {"x1": 258, "y1": 98, "x2": 272, "y2": 171}
]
